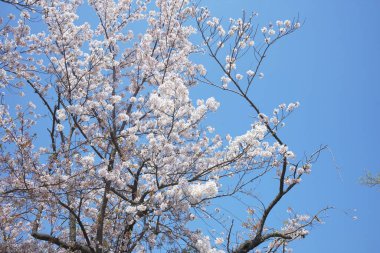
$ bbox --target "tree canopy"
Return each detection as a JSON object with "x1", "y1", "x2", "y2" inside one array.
[{"x1": 0, "y1": 0, "x2": 328, "y2": 252}]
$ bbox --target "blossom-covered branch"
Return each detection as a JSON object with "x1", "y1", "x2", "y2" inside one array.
[{"x1": 0, "y1": 0, "x2": 327, "y2": 252}]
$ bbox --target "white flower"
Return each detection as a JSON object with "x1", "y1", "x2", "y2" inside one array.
[
  {"x1": 249, "y1": 40, "x2": 255, "y2": 46},
  {"x1": 238, "y1": 41, "x2": 246, "y2": 48},
  {"x1": 276, "y1": 20, "x2": 284, "y2": 26},
  {"x1": 286, "y1": 102, "x2": 299, "y2": 112},
  {"x1": 81, "y1": 115, "x2": 90, "y2": 122},
  {"x1": 207, "y1": 126, "x2": 215, "y2": 133},
  {"x1": 206, "y1": 97, "x2": 220, "y2": 111},
  {"x1": 198, "y1": 64, "x2": 207, "y2": 76},
  {"x1": 105, "y1": 104, "x2": 114, "y2": 111},
  {"x1": 110, "y1": 95, "x2": 122, "y2": 104},
  {"x1": 294, "y1": 22, "x2": 301, "y2": 29},
  {"x1": 258, "y1": 113, "x2": 268, "y2": 123},
  {"x1": 265, "y1": 37, "x2": 271, "y2": 44},
  {"x1": 214, "y1": 237, "x2": 224, "y2": 245},
  {"x1": 81, "y1": 155, "x2": 95, "y2": 167},
  {"x1": 284, "y1": 178, "x2": 292, "y2": 185},
  {"x1": 236, "y1": 74, "x2": 243, "y2": 80},
  {"x1": 118, "y1": 113, "x2": 129, "y2": 122},
  {"x1": 285, "y1": 151, "x2": 295, "y2": 158},
  {"x1": 188, "y1": 181, "x2": 218, "y2": 203},
  {"x1": 268, "y1": 29, "x2": 276, "y2": 36},
  {"x1": 206, "y1": 20, "x2": 215, "y2": 27},
  {"x1": 20, "y1": 11, "x2": 30, "y2": 19},
  {"x1": 98, "y1": 167, "x2": 108, "y2": 178},
  {"x1": 137, "y1": 205, "x2": 147, "y2": 211},
  {"x1": 284, "y1": 20, "x2": 292, "y2": 27},
  {"x1": 297, "y1": 168, "x2": 304, "y2": 175},
  {"x1": 56, "y1": 124, "x2": 64, "y2": 132},
  {"x1": 221, "y1": 76, "x2": 231, "y2": 84},
  {"x1": 247, "y1": 207, "x2": 255, "y2": 215},
  {"x1": 218, "y1": 26, "x2": 226, "y2": 36},
  {"x1": 261, "y1": 27, "x2": 268, "y2": 33},
  {"x1": 278, "y1": 145, "x2": 288, "y2": 154},
  {"x1": 56, "y1": 109, "x2": 67, "y2": 121},
  {"x1": 258, "y1": 72, "x2": 264, "y2": 79},
  {"x1": 246, "y1": 70, "x2": 255, "y2": 76},
  {"x1": 28, "y1": 101, "x2": 36, "y2": 110}
]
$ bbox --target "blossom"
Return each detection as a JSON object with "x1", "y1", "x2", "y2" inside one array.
[
  {"x1": 261, "y1": 26, "x2": 268, "y2": 33},
  {"x1": 56, "y1": 124, "x2": 64, "y2": 132},
  {"x1": 221, "y1": 76, "x2": 231, "y2": 84},
  {"x1": 56, "y1": 109, "x2": 67, "y2": 121},
  {"x1": 118, "y1": 112, "x2": 129, "y2": 122},
  {"x1": 246, "y1": 70, "x2": 255, "y2": 76},
  {"x1": 188, "y1": 181, "x2": 218, "y2": 203},
  {"x1": 205, "y1": 97, "x2": 220, "y2": 111},
  {"x1": 236, "y1": 74, "x2": 243, "y2": 80},
  {"x1": 268, "y1": 29, "x2": 276, "y2": 36},
  {"x1": 214, "y1": 237, "x2": 224, "y2": 245},
  {"x1": 20, "y1": 11, "x2": 30, "y2": 19},
  {"x1": 110, "y1": 95, "x2": 122, "y2": 104},
  {"x1": 28, "y1": 101, "x2": 36, "y2": 109},
  {"x1": 285, "y1": 151, "x2": 295, "y2": 158},
  {"x1": 198, "y1": 64, "x2": 207, "y2": 76},
  {"x1": 286, "y1": 102, "x2": 300, "y2": 112},
  {"x1": 284, "y1": 20, "x2": 292, "y2": 27}
]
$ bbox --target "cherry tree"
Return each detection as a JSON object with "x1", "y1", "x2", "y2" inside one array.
[
  {"x1": 0, "y1": 0, "x2": 41, "y2": 11},
  {"x1": 0, "y1": 0, "x2": 328, "y2": 252}
]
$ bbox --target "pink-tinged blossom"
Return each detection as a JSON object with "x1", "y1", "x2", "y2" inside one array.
[{"x1": 215, "y1": 237, "x2": 224, "y2": 245}]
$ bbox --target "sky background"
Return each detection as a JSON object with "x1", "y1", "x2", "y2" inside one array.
[
  {"x1": 1, "y1": 0, "x2": 380, "y2": 252},
  {"x1": 196, "y1": 0, "x2": 380, "y2": 252}
]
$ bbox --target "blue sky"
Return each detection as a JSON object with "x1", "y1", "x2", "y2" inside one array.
[
  {"x1": 197, "y1": 0, "x2": 380, "y2": 252},
  {"x1": 1, "y1": 0, "x2": 379, "y2": 252}
]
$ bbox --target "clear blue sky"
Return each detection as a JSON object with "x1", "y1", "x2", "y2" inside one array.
[
  {"x1": 1, "y1": 0, "x2": 379, "y2": 252},
  {"x1": 198, "y1": 0, "x2": 380, "y2": 252}
]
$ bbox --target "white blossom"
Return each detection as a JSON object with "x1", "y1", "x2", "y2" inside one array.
[{"x1": 56, "y1": 124, "x2": 64, "y2": 132}]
